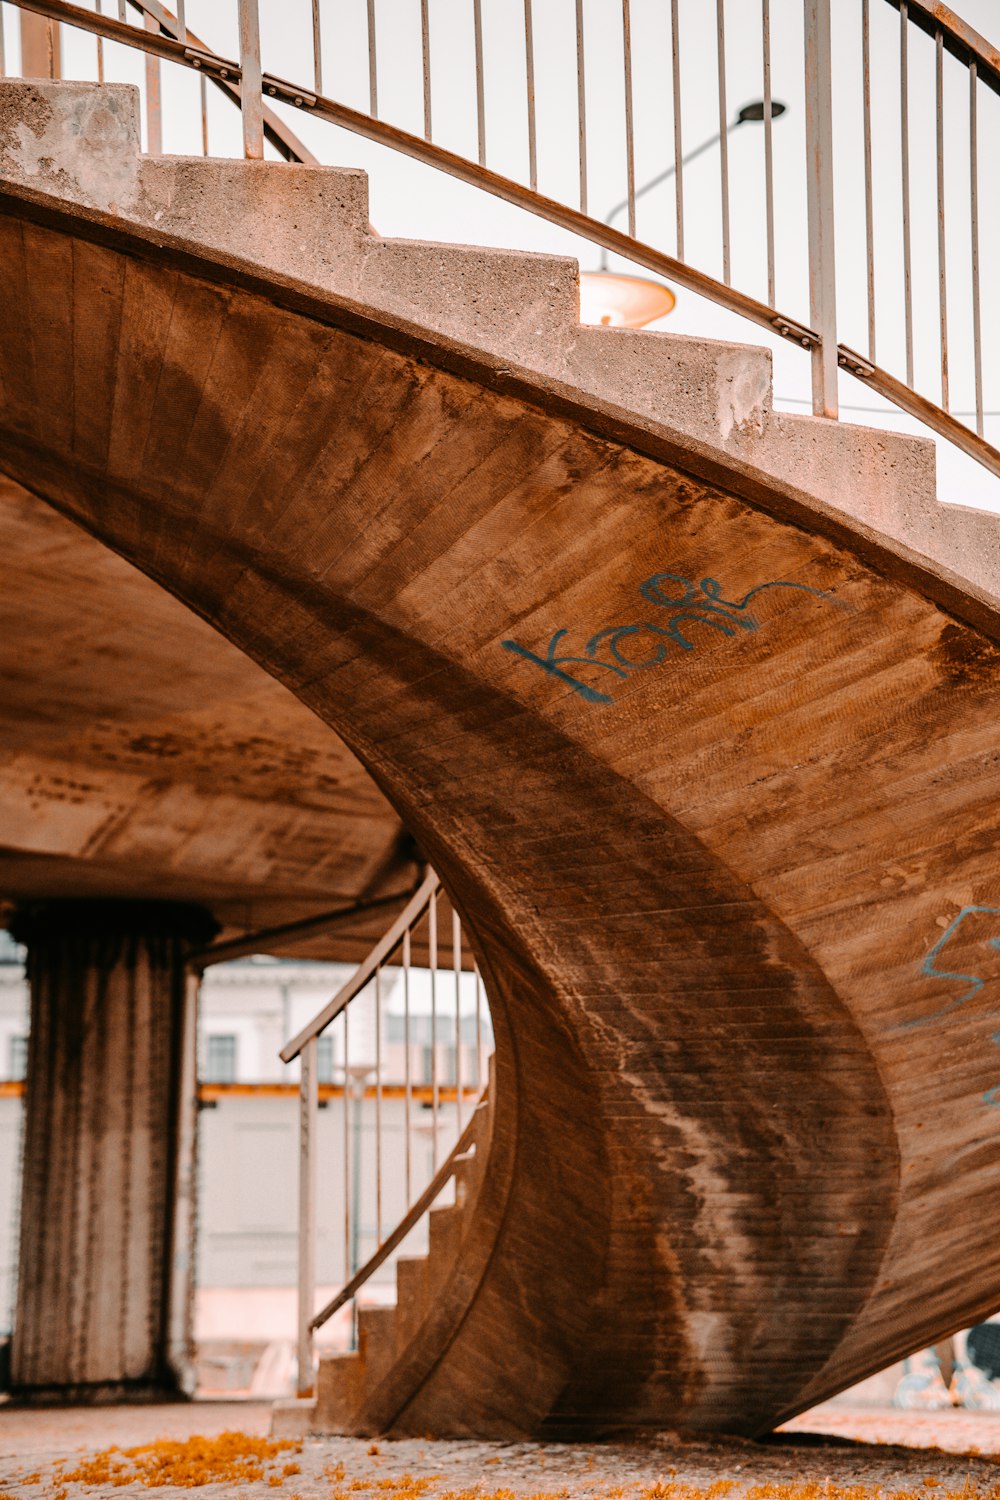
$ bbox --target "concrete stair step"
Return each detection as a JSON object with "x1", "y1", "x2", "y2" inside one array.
[
  {"x1": 427, "y1": 1203, "x2": 462, "y2": 1271},
  {"x1": 393, "y1": 1253, "x2": 431, "y2": 1347},
  {"x1": 135, "y1": 157, "x2": 371, "y2": 289},
  {"x1": 270, "y1": 1396, "x2": 316, "y2": 1439},
  {"x1": 453, "y1": 1147, "x2": 479, "y2": 1208},
  {"x1": 314, "y1": 1350, "x2": 363, "y2": 1430},
  {"x1": 566, "y1": 324, "x2": 773, "y2": 452},
  {"x1": 358, "y1": 238, "x2": 580, "y2": 369},
  {"x1": 468, "y1": 1098, "x2": 492, "y2": 1154},
  {"x1": 357, "y1": 1303, "x2": 398, "y2": 1387}
]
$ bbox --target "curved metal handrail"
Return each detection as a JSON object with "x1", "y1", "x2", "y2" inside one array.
[
  {"x1": 277, "y1": 862, "x2": 490, "y2": 1394},
  {"x1": 895, "y1": 1, "x2": 1000, "y2": 91},
  {"x1": 7, "y1": 0, "x2": 1000, "y2": 483},
  {"x1": 309, "y1": 1093, "x2": 483, "y2": 1334},
  {"x1": 280, "y1": 868, "x2": 439, "y2": 1063}
]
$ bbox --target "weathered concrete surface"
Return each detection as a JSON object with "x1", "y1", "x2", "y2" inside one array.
[
  {"x1": 0, "y1": 474, "x2": 414, "y2": 962},
  {"x1": 10, "y1": 901, "x2": 213, "y2": 1400},
  {"x1": 5, "y1": 80, "x2": 1000, "y2": 1438},
  {"x1": 0, "y1": 78, "x2": 962, "y2": 583}
]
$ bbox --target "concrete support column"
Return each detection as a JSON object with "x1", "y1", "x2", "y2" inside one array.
[{"x1": 9, "y1": 901, "x2": 216, "y2": 1401}]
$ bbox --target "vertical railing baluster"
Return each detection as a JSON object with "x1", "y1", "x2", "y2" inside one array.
[
  {"x1": 803, "y1": 0, "x2": 838, "y2": 418},
  {"x1": 176, "y1": 0, "x2": 186, "y2": 45},
  {"x1": 524, "y1": 0, "x2": 537, "y2": 192},
  {"x1": 762, "y1": 0, "x2": 776, "y2": 308},
  {"x1": 96, "y1": 0, "x2": 105, "y2": 84},
  {"x1": 453, "y1": 909, "x2": 463, "y2": 1134},
  {"x1": 575, "y1": 0, "x2": 587, "y2": 215},
  {"x1": 862, "y1": 0, "x2": 876, "y2": 362},
  {"x1": 144, "y1": 13, "x2": 162, "y2": 156},
  {"x1": 474, "y1": 960, "x2": 483, "y2": 1089},
  {"x1": 166, "y1": 969, "x2": 201, "y2": 1387},
  {"x1": 375, "y1": 966, "x2": 382, "y2": 1245},
  {"x1": 429, "y1": 889, "x2": 438, "y2": 1171},
  {"x1": 237, "y1": 0, "x2": 264, "y2": 159},
  {"x1": 403, "y1": 928, "x2": 412, "y2": 1204},
  {"x1": 473, "y1": 0, "x2": 486, "y2": 166},
  {"x1": 622, "y1": 0, "x2": 635, "y2": 238},
  {"x1": 311, "y1": 0, "x2": 323, "y2": 96},
  {"x1": 367, "y1": 0, "x2": 378, "y2": 117},
  {"x1": 0, "y1": 6, "x2": 5, "y2": 78},
  {"x1": 21, "y1": 12, "x2": 61, "y2": 78},
  {"x1": 421, "y1": 0, "x2": 432, "y2": 139},
  {"x1": 970, "y1": 62, "x2": 983, "y2": 438},
  {"x1": 670, "y1": 0, "x2": 684, "y2": 260},
  {"x1": 935, "y1": 28, "x2": 949, "y2": 410},
  {"x1": 200, "y1": 74, "x2": 209, "y2": 155},
  {"x1": 342, "y1": 1006, "x2": 350, "y2": 1293},
  {"x1": 118, "y1": 1, "x2": 126, "y2": 22},
  {"x1": 716, "y1": 0, "x2": 731, "y2": 286},
  {"x1": 297, "y1": 1034, "x2": 317, "y2": 1397},
  {"x1": 900, "y1": 1, "x2": 914, "y2": 388}
]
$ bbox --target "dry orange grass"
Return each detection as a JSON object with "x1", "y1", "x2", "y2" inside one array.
[{"x1": 56, "y1": 1430, "x2": 301, "y2": 1488}]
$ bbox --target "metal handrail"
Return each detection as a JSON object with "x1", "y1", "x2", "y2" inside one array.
[
  {"x1": 277, "y1": 863, "x2": 491, "y2": 1396},
  {"x1": 5, "y1": 0, "x2": 1000, "y2": 475},
  {"x1": 280, "y1": 869, "x2": 439, "y2": 1063},
  {"x1": 308, "y1": 1095, "x2": 482, "y2": 1334},
  {"x1": 894, "y1": 1, "x2": 1000, "y2": 90}
]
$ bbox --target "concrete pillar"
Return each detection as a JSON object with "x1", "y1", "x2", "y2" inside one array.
[{"x1": 9, "y1": 901, "x2": 216, "y2": 1401}]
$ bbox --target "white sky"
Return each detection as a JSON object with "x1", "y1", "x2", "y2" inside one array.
[{"x1": 2, "y1": 0, "x2": 999, "y2": 508}]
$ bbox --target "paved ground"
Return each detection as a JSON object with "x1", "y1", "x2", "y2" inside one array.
[{"x1": 2, "y1": 1401, "x2": 1000, "y2": 1498}]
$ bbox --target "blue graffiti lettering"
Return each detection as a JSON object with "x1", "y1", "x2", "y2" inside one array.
[
  {"x1": 911, "y1": 905, "x2": 1000, "y2": 1108},
  {"x1": 500, "y1": 630, "x2": 624, "y2": 705},
  {"x1": 503, "y1": 569, "x2": 836, "y2": 704}
]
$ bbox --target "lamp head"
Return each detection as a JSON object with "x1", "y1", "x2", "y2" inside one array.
[
  {"x1": 579, "y1": 271, "x2": 676, "y2": 329},
  {"x1": 736, "y1": 99, "x2": 787, "y2": 123}
]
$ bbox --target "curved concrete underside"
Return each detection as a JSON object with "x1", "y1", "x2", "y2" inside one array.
[
  {"x1": 0, "y1": 472, "x2": 419, "y2": 960},
  {"x1": 4, "y1": 101, "x2": 1000, "y2": 1435}
]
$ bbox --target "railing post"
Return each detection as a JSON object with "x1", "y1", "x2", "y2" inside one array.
[
  {"x1": 803, "y1": 0, "x2": 838, "y2": 418},
  {"x1": 144, "y1": 13, "x2": 163, "y2": 156},
  {"x1": 20, "y1": 11, "x2": 61, "y2": 79},
  {"x1": 237, "y1": 0, "x2": 265, "y2": 160},
  {"x1": 297, "y1": 1034, "x2": 318, "y2": 1396},
  {"x1": 166, "y1": 967, "x2": 201, "y2": 1393}
]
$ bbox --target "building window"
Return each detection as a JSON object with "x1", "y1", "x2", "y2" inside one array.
[
  {"x1": 8, "y1": 1035, "x2": 28, "y2": 1082},
  {"x1": 316, "y1": 1034, "x2": 335, "y2": 1083},
  {"x1": 205, "y1": 1034, "x2": 238, "y2": 1083},
  {"x1": 0, "y1": 931, "x2": 25, "y2": 965}
]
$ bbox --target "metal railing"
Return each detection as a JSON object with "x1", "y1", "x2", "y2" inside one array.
[
  {"x1": 2, "y1": 0, "x2": 999, "y2": 482},
  {"x1": 279, "y1": 868, "x2": 492, "y2": 1398}
]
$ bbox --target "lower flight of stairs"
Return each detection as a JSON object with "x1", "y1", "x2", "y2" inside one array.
[{"x1": 273, "y1": 1080, "x2": 495, "y2": 1437}]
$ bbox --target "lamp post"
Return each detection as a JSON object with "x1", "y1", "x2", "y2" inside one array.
[{"x1": 579, "y1": 100, "x2": 787, "y2": 329}]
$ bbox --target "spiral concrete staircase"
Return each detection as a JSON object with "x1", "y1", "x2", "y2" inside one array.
[{"x1": 5, "y1": 77, "x2": 1000, "y2": 1437}]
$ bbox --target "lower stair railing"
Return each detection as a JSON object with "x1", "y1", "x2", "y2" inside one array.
[{"x1": 280, "y1": 869, "x2": 492, "y2": 1397}]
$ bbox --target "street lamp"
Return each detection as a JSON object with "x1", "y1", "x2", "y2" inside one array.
[{"x1": 579, "y1": 99, "x2": 787, "y2": 329}]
